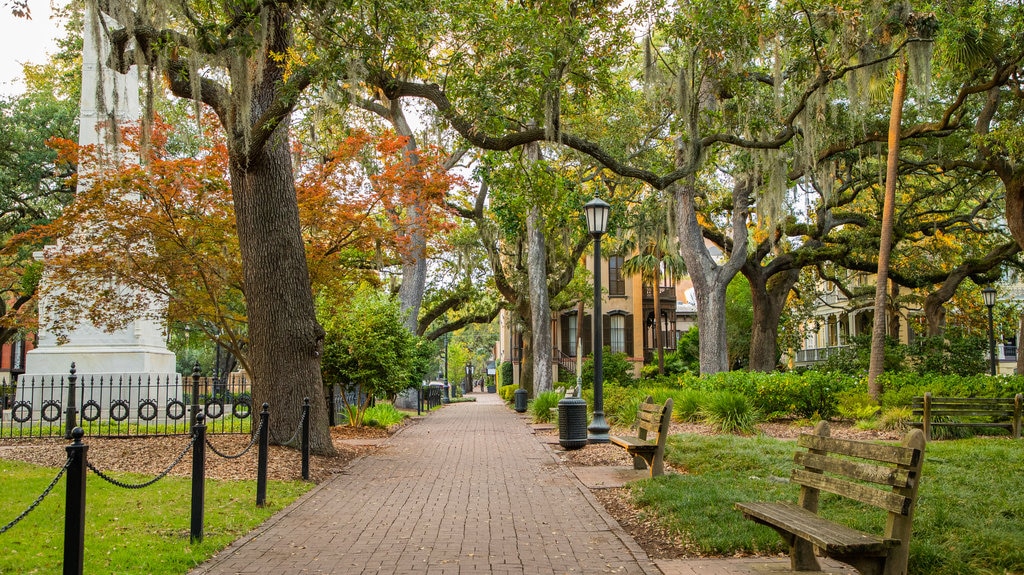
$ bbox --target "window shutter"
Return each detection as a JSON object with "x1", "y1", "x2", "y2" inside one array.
[
  {"x1": 603, "y1": 315, "x2": 611, "y2": 351},
  {"x1": 561, "y1": 316, "x2": 571, "y2": 354},
  {"x1": 625, "y1": 313, "x2": 634, "y2": 356},
  {"x1": 582, "y1": 314, "x2": 592, "y2": 356}
]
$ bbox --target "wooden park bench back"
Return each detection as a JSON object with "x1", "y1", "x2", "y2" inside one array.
[
  {"x1": 736, "y1": 421, "x2": 926, "y2": 575},
  {"x1": 609, "y1": 396, "x2": 672, "y2": 477},
  {"x1": 910, "y1": 392, "x2": 1022, "y2": 440}
]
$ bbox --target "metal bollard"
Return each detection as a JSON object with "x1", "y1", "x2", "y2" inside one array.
[
  {"x1": 301, "y1": 398, "x2": 310, "y2": 481},
  {"x1": 190, "y1": 361, "x2": 201, "y2": 430},
  {"x1": 190, "y1": 412, "x2": 206, "y2": 542},
  {"x1": 64, "y1": 363, "x2": 78, "y2": 440},
  {"x1": 256, "y1": 403, "x2": 270, "y2": 506},
  {"x1": 64, "y1": 427, "x2": 87, "y2": 575}
]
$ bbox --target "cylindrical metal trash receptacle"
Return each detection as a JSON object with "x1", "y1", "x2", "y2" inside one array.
[
  {"x1": 513, "y1": 388, "x2": 528, "y2": 412},
  {"x1": 558, "y1": 397, "x2": 588, "y2": 450}
]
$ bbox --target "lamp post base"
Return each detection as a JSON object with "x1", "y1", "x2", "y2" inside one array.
[{"x1": 588, "y1": 412, "x2": 610, "y2": 443}]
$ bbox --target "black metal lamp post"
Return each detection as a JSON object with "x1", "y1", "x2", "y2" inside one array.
[
  {"x1": 584, "y1": 197, "x2": 611, "y2": 443},
  {"x1": 983, "y1": 287, "x2": 997, "y2": 376}
]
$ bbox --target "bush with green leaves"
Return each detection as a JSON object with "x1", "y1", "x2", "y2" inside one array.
[
  {"x1": 529, "y1": 391, "x2": 563, "y2": 423},
  {"x1": 700, "y1": 391, "x2": 759, "y2": 434},
  {"x1": 499, "y1": 361, "x2": 514, "y2": 387},
  {"x1": 580, "y1": 349, "x2": 636, "y2": 388},
  {"x1": 692, "y1": 371, "x2": 855, "y2": 420},
  {"x1": 836, "y1": 390, "x2": 879, "y2": 421},
  {"x1": 318, "y1": 286, "x2": 433, "y2": 426},
  {"x1": 906, "y1": 331, "x2": 987, "y2": 376},
  {"x1": 498, "y1": 384, "x2": 517, "y2": 402}
]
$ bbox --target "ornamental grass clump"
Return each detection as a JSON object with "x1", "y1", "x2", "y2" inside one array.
[
  {"x1": 701, "y1": 391, "x2": 759, "y2": 434},
  {"x1": 529, "y1": 391, "x2": 562, "y2": 423},
  {"x1": 362, "y1": 403, "x2": 406, "y2": 428}
]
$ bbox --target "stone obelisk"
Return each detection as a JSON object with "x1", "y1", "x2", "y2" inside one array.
[{"x1": 23, "y1": 3, "x2": 176, "y2": 379}]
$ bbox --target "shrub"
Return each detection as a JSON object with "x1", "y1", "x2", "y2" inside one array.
[
  {"x1": 529, "y1": 391, "x2": 562, "y2": 423},
  {"x1": 362, "y1": 403, "x2": 406, "y2": 428},
  {"x1": 701, "y1": 391, "x2": 759, "y2": 434},
  {"x1": 836, "y1": 390, "x2": 879, "y2": 421},
  {"x1": 580, "y1": 350, "x2": 636, "y2": 388},
  {"x1": 499, "y1": 361, "x2": 514, "y2": 387},
  {"x1": 498, "y1": 384, "x2": 517, "y2": 402}
]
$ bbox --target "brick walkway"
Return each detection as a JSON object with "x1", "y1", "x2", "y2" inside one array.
[
  {"x1": 189, "y1": 393, "x2": 852, "y2": 575},
  {"x1": 189, "y1": 393, "x2": 660, "y2": 574}
]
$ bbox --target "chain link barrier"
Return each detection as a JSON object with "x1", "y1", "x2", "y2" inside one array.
[
  {"x1": 0, "y1": 457, "x2": 73, "y2": 535},
  {"x1": 280, "y1": 407, "x2": 307, "y2": 447},
  {"x1": 87, "y1": 433, "x2": 197, "y2": 489},
  {"x1": 205, "y1": 414, "x2": 263, "y2": 460}
]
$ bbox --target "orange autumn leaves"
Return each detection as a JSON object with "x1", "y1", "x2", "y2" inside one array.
[{"x1": 19, "y1": 118, "x2": 462, "y2": 340}]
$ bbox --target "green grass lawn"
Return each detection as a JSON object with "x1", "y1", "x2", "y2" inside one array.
[
  {"x1": 630, "y1": 433, "x2": 1024, "y2": 575},
  {"x1": 0, "y1": 459, "x2": 313, "y2": 574}
]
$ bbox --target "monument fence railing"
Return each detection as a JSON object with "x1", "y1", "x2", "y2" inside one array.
[{"x1": 0, "y1": 370, "x2": 252, "y2": 439}]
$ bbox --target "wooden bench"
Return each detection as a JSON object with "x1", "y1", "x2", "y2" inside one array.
[
  {"x1": 609, "y1": 396, "x2": 673, "y2": 477},
  {"x1": 909, "y1": 392, "x2": 1022, "y2": 440},
  {"x1": 735, "y1": 421, "x2": 926, "y2": 575}
]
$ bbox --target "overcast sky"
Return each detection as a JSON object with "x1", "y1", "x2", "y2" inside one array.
[{"x1": 1, "y1": 1, "x2": 66, "y2": 96}]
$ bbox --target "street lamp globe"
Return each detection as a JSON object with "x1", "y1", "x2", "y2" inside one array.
[
  {"x1": 983, "y1": 287, "x2": 996, "y2": 308},
  {"x1": 584, "y1": 198, "x2": 610, "y2": 237}
]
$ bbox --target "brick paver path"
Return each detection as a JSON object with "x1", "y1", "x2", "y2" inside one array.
[{"x1": 189, "y1": 393, "x2": 660, "y2": 575}]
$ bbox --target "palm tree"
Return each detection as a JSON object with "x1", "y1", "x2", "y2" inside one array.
[{"x1": 613, "y1": 193, "x2": 686, "y2": 375}]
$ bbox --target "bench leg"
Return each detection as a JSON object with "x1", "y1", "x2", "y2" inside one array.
[
  {"x1": 632, "y1": 454, "x2": 647, "y2": 471},
  {"x1": 771, "y1": 530, "x2": 820, "y2": 572}
]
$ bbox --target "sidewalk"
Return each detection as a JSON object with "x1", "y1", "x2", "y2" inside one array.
[
  {"x1": 189, "y1": 394, "x2": 853, "y2": 575},
  {"x1": 190, "y1": 393, "x2": 659, "y2": 574}
]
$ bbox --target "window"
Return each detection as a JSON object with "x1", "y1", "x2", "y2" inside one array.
[
  {"x1": 610, "y1": 314, "x2": 626, "y2": 354},
  {"x1": 608, "y1": 255, "x2": 625, "y2": 296},
  {"x1": 567, "y1": 315, "x2": 578, "y2": 356}
]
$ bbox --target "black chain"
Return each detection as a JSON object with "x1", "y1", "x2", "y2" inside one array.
[
  {"x1": 281, "y1": 408, "x2": 307, "y2": 447},
  {"x1": 87, "y1": 434, "x2": 196, "y2": 489},
  {"x1": 206, "y1": 415, "x2": 263, "y2": 459},
  {"x1": 0, "y1": 457, "x2": 72, "y2": 535}
]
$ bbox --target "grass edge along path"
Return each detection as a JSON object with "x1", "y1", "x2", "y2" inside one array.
[
  {"x1": 629, "y1": 432, "x2": 1024, "y2": 575},
  {"x1": 0, "y1": 458, "x2": 313, "y2": 574}
]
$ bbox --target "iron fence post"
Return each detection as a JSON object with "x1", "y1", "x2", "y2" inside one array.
[
  {"x1": 190, "y1": 413, "x2": 206, "y2": 543},
  {"x1": 190, "y1": 361, "x2": 201, "y2": 430},
  {"x1": 327, "y1": 383, "x2": 336, "y2": 426},
  {"x1": 256, "y1": 403, "x2": 270, "y2": 506},
  {"x1": 301, "y1": 397, "x2": 310, "y2": 481},
  {"x1": 64, "y1": 427, "x2": 87, "y2": 575},
  {"x1": 64, "y1": 363, "x2": 78, "y2": 440}
]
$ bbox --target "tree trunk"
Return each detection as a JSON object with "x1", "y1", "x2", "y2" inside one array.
[
  {"x1": 526, "y1": 141, "x2": 553, "y2": 394},
  {"x1": 225, "y1": 9, "x2": 331, "y2": 454},
  {"x1": 390, "y1": 101, "x2": 428, "y2": 333},
  {"x1": 1017, "y1": 314, "x2": 1024, "y2": 376},
  {"x1": 746, "y1": 265, "x2": 801, "y2": 372},
  {"x1": 888, "y1": 282, "x2": 901, "y2": 340},
  {"x1": 923, "y1": 294, "x2": 946, "y2": 337},
  {"x1": 520, "y1": 326, "x2": 535, "y2": 397},
  {"x1": 230, "y1": 131, "x2": 332, "y2": 454},
  {"x1": 652, "y1": 267, "x2": 664, "y2": 375},
  {"x1": 674, "y1": 177, "x2": 750, "y2": 375},
  {"x1": 868, "y1": 60, "x2": 908, "y2": 401}
]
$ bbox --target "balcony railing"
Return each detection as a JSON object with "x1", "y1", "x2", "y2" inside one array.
[
  {"x1": 641, "y1": 286, "x2": 676, "y2": 300},
  {"x1": 794, "y1": 346, "x2": 849, "y2": 364}
]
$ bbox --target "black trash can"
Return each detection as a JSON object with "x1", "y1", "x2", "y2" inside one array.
[
  {"x1": 558, "y1": 397, "x2": 588, "y2": 450},
  {"x1": 513, "y1": 388, "x2": 528, "y2": 413}
]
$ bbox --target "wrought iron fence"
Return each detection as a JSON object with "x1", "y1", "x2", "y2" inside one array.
[{"x1": 0, "y1": 369, "x2": 251, "y2": 438}]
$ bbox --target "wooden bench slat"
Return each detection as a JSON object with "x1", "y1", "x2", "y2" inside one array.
[
  {"x1": 798, "y1": 434, "x2": 920, "y2": 466},
  {"x1": 736, "y1": 501, "x2": 895, "y2": 555},
  {"x1": 790, "y1": 469, "x2": 912, "y2": 515},
  {"x1": 794, "y1": 452, "x2": 912, "y2": 487}
]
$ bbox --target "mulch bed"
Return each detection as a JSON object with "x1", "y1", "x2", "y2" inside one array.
[{"x1": 0, "y1": 423, "x2": 403, "y2": 484}]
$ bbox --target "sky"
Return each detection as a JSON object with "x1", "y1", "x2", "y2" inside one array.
[{"x1": 0, "y1": 1, "x2": 67, "y2": 96}]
